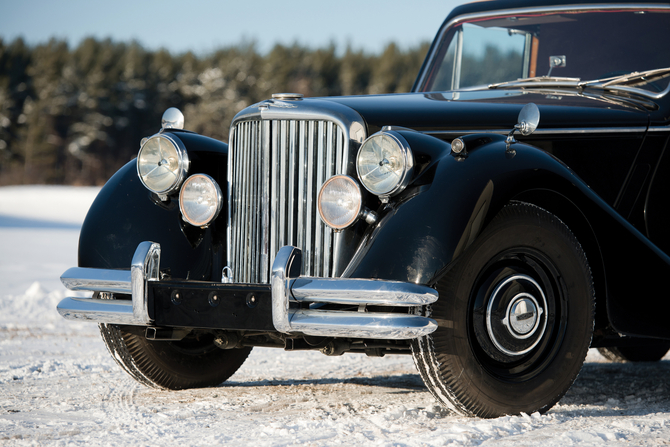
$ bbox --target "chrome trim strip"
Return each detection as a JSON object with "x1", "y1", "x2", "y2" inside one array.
[
  {"x1": 414, "y1": 4, "x2": 670, "y2": 92},
  {"x1": 453, "y1": 27, "x2": 463, "y2": 90},
  {"x1": 60, "y1": 268, "x2": 131, "y2": 294},
  {"x1": 271, "y1": 246, "x2": 438, "y2": 340},
  {"x1": 424, "y1": 126, "x2": 649, "y2": 137},
  {"x1": 291, "y1": 277, "x2": 438, "y2": 307}
]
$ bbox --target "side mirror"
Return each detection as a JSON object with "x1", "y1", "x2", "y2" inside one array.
[
  {"x1": 517, "y1": 103, "x2": 540, "y2": 136},
  {"x1": 506, "y1": 103, "x2": 540, "y2": 152}
]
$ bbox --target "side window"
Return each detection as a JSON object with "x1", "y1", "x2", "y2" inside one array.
[
  {"x1": 429, "y1": 24, "x2": 529, "y2": 90},
  {"x1": 460, "y1": 24, "x2": 527, "y2": 88},
  {"x1": 431, "y1": 34, "x2": 457, "y2": 91}
]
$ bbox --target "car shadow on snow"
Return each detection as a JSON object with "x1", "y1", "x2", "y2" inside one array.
[
  {"x1": 557, "y1": 359, "x2": 670, "y2": 416},
  {"x1": 222, "y1": 373, "x2": 426, "y2": 392},
  {"x1": 221, "y1": 360, "x2": 670, "y2": 416}
]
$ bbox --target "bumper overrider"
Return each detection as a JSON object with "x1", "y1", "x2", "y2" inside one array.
[{"x1": 58, "y1": 242, "x2": 438, "y2": 340}]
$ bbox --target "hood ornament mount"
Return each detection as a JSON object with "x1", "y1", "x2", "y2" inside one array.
[{"x1": 506, "y1": 103, "x2": 540, "y2": 154}]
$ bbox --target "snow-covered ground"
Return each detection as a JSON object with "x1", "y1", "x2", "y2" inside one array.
[{"x1": 1, "y1": 185, "x2": 670, "y2": 446}]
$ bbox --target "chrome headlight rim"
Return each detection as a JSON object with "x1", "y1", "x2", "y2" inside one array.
[
  {"x1": 179, "y1": 173, "x2": 223, "y2": 228},
  {"x1": 356, "y1": 130, "x2": 414, "y2": 198},
  {"x1": 136, "y1": 133, "x2": 190, "y2": 195},
  {"x1": 318, "y1": 175, "x2": 363, "y2": 230}
]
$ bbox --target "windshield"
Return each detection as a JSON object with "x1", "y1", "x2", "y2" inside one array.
[{"x1": 419, "y1": 8, "x2": 670, "y2": 92}]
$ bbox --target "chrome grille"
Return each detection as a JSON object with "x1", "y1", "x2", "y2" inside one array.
[{"x1": 228, "y1": 119, "x2": 346, "y2": 284}]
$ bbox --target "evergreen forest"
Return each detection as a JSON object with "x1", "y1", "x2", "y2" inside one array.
[{"x1": 0, "y1": 38, "x2": 429, "y2": 186}]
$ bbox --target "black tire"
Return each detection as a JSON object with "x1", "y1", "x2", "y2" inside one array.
[
  {"x1": 99, "y1": 324, "x2": 252, "y2": 390},
  {"x1": 412, "y1": 202, "x2": 594, "y2": 418},
  {"x1": 598, "y1": 345, "x2": 670, "y2": 363}
]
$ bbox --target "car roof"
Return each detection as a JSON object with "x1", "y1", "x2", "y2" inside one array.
[{"x1": 447, "y1": 0, "x2": 670, "y2": 22}]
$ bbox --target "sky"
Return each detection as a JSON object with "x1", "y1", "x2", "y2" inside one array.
[{"x1": 0, "y1": 0, "x2": 463, "y2": 55}]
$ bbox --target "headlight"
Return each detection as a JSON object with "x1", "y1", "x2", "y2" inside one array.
[
  {"x1": 179, "y1": 174, "x2": 223, "y2": 227},
  {"x1": 318, "y1": 175, "x2": 362, "y2": 230},
  {"x1": 356, "y1": 131, "x2": 413, "y2": 198},
  {"x1": 137, "y1": 134, "x2": 189, "y2": 195}
]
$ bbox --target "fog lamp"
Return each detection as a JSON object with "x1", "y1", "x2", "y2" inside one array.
[
  {"x1": 318, "y1": 175, "x2": 362, "y2": 230},
  {"x1": 179, "y1": 174, "x2": 223, "y2": 227}
]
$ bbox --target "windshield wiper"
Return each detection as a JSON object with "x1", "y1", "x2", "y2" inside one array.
[
  {"x1": 578, "y1": 67, "x2": 670, "y2": 100},
  {"x1": 580, "y1": 67, "x2": 670, "y2": 88},
  {"x1": 488, "y1": 69, "x2": 670, "y2": 101},
  {"x1": 489, "y1": 76, "x2": 581, "y2": 89}
]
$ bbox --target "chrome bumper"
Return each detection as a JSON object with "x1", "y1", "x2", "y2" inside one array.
[
  {"x1": 58, "y1": 241, "x2": 160, "y2": 325},
  {"x1": 58, "y1": 242, "x2": 438, "y2": 339}
]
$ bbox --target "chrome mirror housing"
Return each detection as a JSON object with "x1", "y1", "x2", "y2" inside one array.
[
  {"x1": 517, "y1": 103, "x2": 540, "y2": 136},
  {"x1": 506, "y1": 103, "x2": 540, "y2": 152}
]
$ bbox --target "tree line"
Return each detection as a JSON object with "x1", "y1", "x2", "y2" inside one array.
[{"x1": 0, "y1": 37, "x2": 429, "y2": 186}]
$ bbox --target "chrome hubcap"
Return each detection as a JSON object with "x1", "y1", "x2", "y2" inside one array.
[
  {"x1": 486, "y1": 274, "x2": 548, "y2": 356},
  {"x1": 505, "y1": 294, "x2": 541, "y2": 337}
]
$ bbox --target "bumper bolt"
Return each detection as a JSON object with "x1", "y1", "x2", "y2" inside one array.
[
  {"x1": 246, "y1": 294, "x2": 258, "y2": 308},
  {"x1": 208, "y1": 292, "x2": 220, "y2": 307}
]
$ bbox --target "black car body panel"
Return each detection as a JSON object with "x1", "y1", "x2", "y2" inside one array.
[
  {"x1": 78, "y1": 131, "x2": 229, "y2": 280},
  {"x1": 58, "y1": 0, "x2": 670, "y2": 417}
]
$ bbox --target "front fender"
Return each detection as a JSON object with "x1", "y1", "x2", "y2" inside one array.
[
  {"x1": 347, "y1": 131, "x2": 670, "y2": 338},
  {"x1": 345, "y1": 132, "x2": 514, "y2": 283},
  {"x1": 78, "y1": 132, "x2": 228, "y2": 282}
]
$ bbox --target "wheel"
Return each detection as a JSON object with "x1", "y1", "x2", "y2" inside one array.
[
  {"x1": 598, "y1": 345, "x2": 670, "y2": 362},
  {"x1": 412, "y1": 202, "x2": 594, "y2": 418},
  {"x1": 99, "y1": 324, "x2": 252, "y2": 389}
]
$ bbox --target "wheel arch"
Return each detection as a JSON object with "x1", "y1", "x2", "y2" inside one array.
[
  {"x1": 511, "y1": 189, "x2": 609, "y2": 333},
  {"x1": 343, "y1": 134, "x2": 670, "y2": 339}
]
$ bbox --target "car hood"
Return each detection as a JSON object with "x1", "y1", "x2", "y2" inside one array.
[{"x1": 323, "y1": 89, "x2": 650, "y2": 135}]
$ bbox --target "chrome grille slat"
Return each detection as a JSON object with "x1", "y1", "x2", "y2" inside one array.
[
  {"x1": 249, "y1": 122, "x2": 258, "y2": 282},
  {"x1": 270, "y1": 121, "x2": 280, "y2": 274},
  {"x1": 314, "y1": 121, "x2": 325, "y2": 277},
  {"x1": 279, "y1": 120, "x2": 288, "y2": 247},
  {"x1": 287, "y1": 121, "x2": 296, "y2": 245},
  {"x1": 260, "y1": 120, "x2": 271, "y2": 282},
  {"x1": 229, "y1": 118, "x2": 345, "y2": 283},
  {"x1": 243, "y1": 122, "x2": 254, "y2": 282},
  {"x1": 305, "y1": 121, "x2": 316, "y2": 275},
  {"x1": 296, "y1": 121, "x2": 307, "y2": 255},
  {"x1": 325, "y1": 122, "x2": 336, "y2": 276}
]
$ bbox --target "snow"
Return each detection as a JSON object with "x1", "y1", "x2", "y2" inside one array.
[{"x1": 2, "y1": 185, "x2": 670, "y2": 446}]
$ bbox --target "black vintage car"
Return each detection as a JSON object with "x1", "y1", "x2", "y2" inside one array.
[{"x1": 58, "y1": 0, "x2": 670, "y2": 418}]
